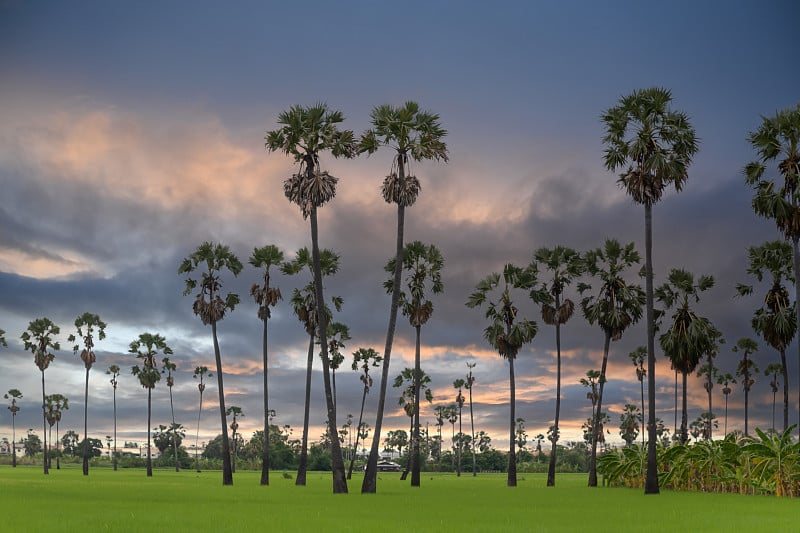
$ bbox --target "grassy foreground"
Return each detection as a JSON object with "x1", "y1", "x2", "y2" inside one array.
[{"x1": 0, "y1": 466, "x2": 795, "y2": 532}]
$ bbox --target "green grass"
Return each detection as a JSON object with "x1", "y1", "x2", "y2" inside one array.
[{"x1": 0, "y1": 466, "x2": 795, "y2": 532}]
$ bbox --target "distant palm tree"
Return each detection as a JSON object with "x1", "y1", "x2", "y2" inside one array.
[
  {"x1": 130, "y1": 332, "x2": 172, "y2": 477},
  {"x1": 466, "y1": 264, "x2": 538, "y2": 486},
  {"x1": 744, "y1": 104, "x2": 800, "y2": 434},
  {"x1": 326, "y1": 321, "x2": 350, "y2": 414},
  {"x1": 107, "y1": 365, "x2": 120, "y2": 471},
  {"x1": 192, "y1": 365, "x2": 212, "y2": 472},
  {"x1": 733, "y1": 338, "x2": 759, "y2": 436},
  {"x1": 4, "y1": 389, "x2": 23, "y2": 467},
  {"x1": 531, "y1": 245, "x2": 583, "y2": 487},
  {"x1": 44, "y1": 394, "x2": 67, "y2": 469},
  {"x1": 348, "y1": 348, "x2": 382, "y2": 479},
  {"x1": 717, "y1": 373, "x2": 736, "y2": 436},
  {"x1": 697, "y1": 330, "x2": 724, "y2": 440},
  {"x1": 628, "y1": 346, "x2": 647, "y2": 445},
  {"x1": 249, "y1": 244, "x2": 284, "y2": 486},
  {"x1": 452, "y1": 378, "x2": 466, "y2": 477},
  {"x1": 267, "y1": 103, "x2": 356, "y2": 494},
  {"x1": 619, "y1": 404, "x2": 641, "y2": 447},
  {"x1": 465, "y1": 362, "x2": 477, "y2": 477},
  {"x1": 161, "y1": 357, "x2": 180, "y2": 472},
  {"x1": 21, "y1": 317, "x2": 60, "y2": 475},
  {"x1": 394, "y1": 367, "x2": 433, "y2": 480},
  {"x1": 765, "y1": 363, "x2": 783, "y2": 432},
  {"x1": 602, "y1": 87, "x2": 699, "y2": 494},
  {"x1": 359, "y1": 101, "x2": 448, "y2": 494},
  {"x1": 579, "y1": 238, "x2": 644, "y2": 486},
  {"x1": 226, "y1": 406, "x2": 243, "y2": 473},
  {"x1": 179, "y1": 241, "x2": 243, "y2": 486}
]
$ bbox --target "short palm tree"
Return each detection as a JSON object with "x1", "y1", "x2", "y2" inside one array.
[
  {"x1": 530, "y1": 245, "x2": 583, "y2": 487},
  {"x1": 733, "y1": 338, "x2": 759, "y2": 436},
  {"x1": 466, "y1": 263, "x2": 538, "y2": 486},
  {"x1": 4, "y1": 389, "x2": 23, "y2": 467},
  {"x1": 161, "y1": 356, "x2": 180, "y2": 472},
  {"x1": 130, "y1": 332, "x2": 172, "y2": 477},
  {"x1": 348, "y1": 347, "x2": 382, "y2": 479},
  {"x1": 249, "y1": 244, "x2": 284, "y2": 486},
  {"x1": 21, "y1": 317, "x2": 60, "y2": 475},
  {"x1": 179, "y1": 241, "x2": 242, "y2": 486},
  {"x1": 359, "y1": 101, "x2": 448, "y2": 494},
  {"x1": 107, "y1": 365, "x2": 120, "y2": 470},
  {"x1": 579, "y1": 238, "x2": 645, "y2": 486},
  {"x1": 602, "y1": 87, "x2": 699, "y2": 494},
  {"x1": 744, "y1": 104, "x2": 800, "y2": 434},
  {"x1": 736, "y1": 241, "x2": 796, "y2": 432},
  {"x1": 628, "y1": 346, "x2": 647, "y2": 445},
  {"x1": 192, "y1": 365, "x2": 212, "y2": 472},
  {"x1": 717, "y1": 372, "x2": 736, "y2": 436},
  {"x1": 267, "y1": 103, "x2": 356, "y2": 494}
]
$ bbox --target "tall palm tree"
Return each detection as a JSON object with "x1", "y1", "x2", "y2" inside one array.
[
  {"x1": 602, "y1": 87, "x2": 699, "y2": 494},
  {"x1": 452, "y1": 378, "x2": 466, "y2": 477},
  {"x1": 130, "y1": 332, "x2": 172, "y2": 477},
  {"x1": 249, "y1": 244, "x2": 284, "y2": 486},
  {"x1": 358, "y1": 101, "x2": 448, "y2": 494},
  {"x1": 67, "y1": 312, "x2": 107, "y2": 476},
  {"x1": 4, "y1": 389, "x2": 22, "y2": 467},
  {"x1": 717, "y1": 372, "x2": 736, "y2": 436},
  {"x1": 281, "y1": 247, "x2": 342, "y2": 486},
  {"x1": 530, "y1": 245, "x2": 583, "y2": 487},
  {"x1": 106, "y1": 365, "x2": 120, "y2": 471},
  {"x1": 348, "y1": 348, "x2": 382, "y2": 479},
  {"x1": 44, "y1": 394, "x2": 68, "y2": 470},
  {"x1": 226, "y1": 406, "x2": 243, "y2": 473},
  {"x1": 21, "y1": 317, "x2": 60, "y2": 475},
  {"x1": 628, "y1": 346, "x2": 647, "y2": 445},
  {"x1": 385, "y1": 240, "x2": 444, "y2": 486},
  {"x1": 161, "y1": 357, "x2": 180, "y2": 472},
  {"x1": 733, "y1": 338, "x2": 759, "y2": 436},
  {"x1": 466, "y1": 263, "x2": 538, "y2": 486},
  {"x1": 765, "y1": 363, "x2": 783, "y2": 432},
  {"x1": 433, "y1": 404, "x2": 447, "y2": 470},
  {"x1": 697, "y1": 330, "x2": 724, "y2": 440},
  {"x1": 736, "y1": 241, "x2": 796, "y2": 433},
  {"x1": 267, "y1": 104, "x2": 355, "y2": 494},
  {"x1": 192, "y1": 365, "x2": 212, "y2": 472},
  {"x1": 579, "y1": 238, "x2": 645, "y2": 486},
  {"x1": 326, "y1": 321, "x2": 350, "y2": 414},
  {"x1": 465, "y1": 362, "x2": 477, "y2": 477},
  {"x1": 656, "y1": 268, "x2": 716, "y2": 444},
  {"x1": 744, "y1": 104, "x2": 800, "y2": 433},
  {"x1": 179, "y1": 241, "x2": 242, "y2": 486},
  {"x1": 394, "y1": 367, "x2": 433, "y2": 480}
]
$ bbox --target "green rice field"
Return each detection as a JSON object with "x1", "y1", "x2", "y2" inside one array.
[{"x1": 0, "y1": 466, "x2": 795, "y2": 532}]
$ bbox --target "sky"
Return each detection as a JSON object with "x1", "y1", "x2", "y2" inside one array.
[{"x1": 1, "y1": 0, "x2": 799, "y2": 453}]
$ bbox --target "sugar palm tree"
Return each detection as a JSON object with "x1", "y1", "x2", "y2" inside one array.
[
  {"x1": 161, "y1": 356, "x2": 180, "y2": 472},
  {"x1": 744, "y1": 104, "x2": 800, "y2": 433},
  {"x1": 733, "y1": 338, "x2": 759, "y2": 436},
  {"x1": 359, "y1": 101, "x2": 448, "y2": 494},
  {"x1": 347, "y1": 347, "x2": 382, "y2": 479},
  {"x1": 579, "y1": 238, "x2": 645, "y2": 486},
  {"x1": 433, "y1": 404, "x2": 447, "y2": 470},
  {"x1": 452, "y1": 378, "x2": 466, "y2": 477},
  {"x1": 530, "y1": 245, "x2": 583, "y2": 487},
  {"x1": 765, "y1": 363, "x2": 783, "y2": 432},
  {"x1": 385, "y1": 240, "x2": 444, "y2": 486},
  {"x1": 21, "y1": 317, "x2": 60, "y2": 475},
  {"x1": 602, "y1": 87, "x2": 699, "y2": 494},
  {"x1": 326, "y1": 321, "x2": 350, "y2": 414},
  {"x1": 717, "y1": 372, "x2": 736, "y2": 436},
  {"x1": 656, "y1": 269, "x2": 716, "y2": 444},
  {"x1": 281, "y1": 247, "x2": 342, "y2": 486},
  {"x1": 192, "y1": 365, "x2": 212, "y2": 472},
  {"x1": 107, "y1": 365, "x2": 120, "y2": 471},
  {"x1": 267, "y1": 104, "x2": 355, "y2": 493},
  {"x1": 736, "y1": 240, "x2": 796, "y2": 433},
  {"x1": 67, "y1": 312, "x2": 107, "y2": 476},
  {"x1": 179, "y1": 241, "x2": 242, "y2": 486},
  {"x1": 249, "y1": 244, "x2": 284, "y2": 486},
  {"x1": 466, "y1": 263, "x2": 538, "y2": 486},
  {"x1": 628, "y1": 346, "x2": 647, "y2": 445},
  {"x1": 226, "y1": 406, "x2": 243, "y2": 473},
  {"x1": 44, "y1": 394, "x2": 68, "y2": 469},
  {"x1": 4, "y1": 389, "x2": 22, "y2": 467},
  {"x1": 465, "y1": 362, "x2": 477, "y2": 477},
  {"x1": 394, "y1": 367, "x2": 433, "y2": 480},
  {"x1": 697, "y1": 330, "x2": 725, "y2": 440},
  {"x1": 130, "y1": 332, "x2": 171, "y2": 477}
]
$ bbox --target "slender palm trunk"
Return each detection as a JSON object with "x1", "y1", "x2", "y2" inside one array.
[
  {"x1": 347, "y1": 384, "x2": 369, "y2": 479},
  {"x1": 363, "y1": 200, "x2": 406, "y2": 494},
  {"x1": 589, "y1": 333, "x2": 611, "y2": 486},
  {"x1": 508, "y1": 355, "x2": 517, "y2": 487},
  {"x1": 681, "y1": 371, "x2": 688, "y2": 444},
  {"x1": 706, "y1": 367, "x2": 713, "y2": 440},
  {"x1": 640, "y1": 376, "x2": 645, "y2": 447},
  {"x1": 457, "y1": 403, "x2": 463, "y2": 477},
  {"x1": 211, "y1": 320, "x2": 233, "y2": 485},
  {"x1": 195, "y1": 389, "x2": 204, "y2": 472},
  {"x1": 793, "y1": 238, "x2": 800, "y2": 436},
  {"x1": 673, "y1": 370, "x2": 678, "y2": 438},
  {"x1": 469, "y1": 379, "x2": 476, "y2": 477},
  {"x1": 55, "y1": 421, "x2": 60, "y2": 469},
  {"x1": 643, "y1": 202, "x2": 659, "y2": 494},
  {"x1": 146, "y1": 388, "x2": 153, "y2": 477},
  {"x1": 547, "y1": 317, "x2": 562, "y2": 487},
  {"x1": 41, "y1": 370, "x2": 48, "y2": 475},
  {"x1": 83, "y1": 367, "x2": 90, "y2": 475},
  {"x1": 309, "y1": 205, "x2": 348, "y2": 493},
  {"x1": 724, "y1": 394, "x2": 729, "y2": 436},
  {"x1": 11, "y1": 415, "x2": 16, "y2": 467},
  {"x1": 401, "y1": 416, "x2": 413, "y2": 480},
  {"x1": 744, "y1": 365, "x2": 750, "y2": 436},
  {"x1": 169, "y1": 386, "x2": 179, "y2": 472},
  {"x1": 112, "y1": 387, "x2": 118, "y2": 471},
  {"x1": 296, "y1": 334, "x2": 314, "y2": 486},
  {"x1": 261, "y1": 317, "x2": 270, "y2": 486},
  {"x1": 780, "y1": 348, "x2": 789, "y2": 432},
  {"x1": 772, "y1": 386, "x2": 777, "y2": 431},
  {"x1": 411, "y1": 324, "x2": 422, "y2": 486},
  {"x1": 48, "y1": 424, "x2": 53, "y2": 470}
]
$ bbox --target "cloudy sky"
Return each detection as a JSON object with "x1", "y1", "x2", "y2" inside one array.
[{"x1": 1, "y1": 1, "x2": 798, "y2": 453}]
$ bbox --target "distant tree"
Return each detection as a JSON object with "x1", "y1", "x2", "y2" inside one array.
[
  {"x1": 226, "y1": 406, "x2": 244, "y2": 473},
  {"x1": 394, "y1": 367, "x2": 433, "y2": 480},
  {"x1": 78, "y1": 437, "x2": 104, "y2": 458},
  {"x1": 697, "y1": 330, "x2": 725, "y2": 439},
  {"x1": 515, "y1": 417, "x2": 528, "y2": 468},
  {"x1": 161, "y1": 357, "x2": 180, "y2": 472},
  {"x1": 733, "y1": 338, "x2": 759, "y2": 436},
  {"x1": 619, "y1": 404, "x2": 640, "y2": 447},
  {"x1": 21, "y1": 317, "x2": 60, "y2": 475},
  {"x1": 4, "y1": 389, "x2": 22, "y2": 467},
  {"x1": 107, "y1": 365, "x2": 120, "y2": 471},
  {"x1": 61, "y1": 430, "x2": 79, "y2": 456},
  {"x1": 628, "y1": 346, "x2": 647, "y2": 445},
  {"x1": 0, "y1": 329, "x2": 6, "y2": 347},
  {"x1": 153, "y1": 423, "x2": 185, "y2": 454},
  {"x1": 717, "y1": 373, "x2": 736, "y2": 436},
  {"x1": 348, "y1": 348, "x2": 382, "y2": 479},
  {"x1": 24, "y1": 429, "x2": 42, "y2": 457},
  {"x1": 192, "y1": 365, "x2": 212, "y2": 472},
  {"x1": 44, "y1": 394, "x2": 68, "y2": 469},
  {"x1": 465, "y1": 362, "x2": 477, "y2": 477},
  {"x1": 453, "y1": 378, "x2": 466, "y2": 477},
  {"x1": 765, "y1": 363, "x2": 783, "y2": 432}
]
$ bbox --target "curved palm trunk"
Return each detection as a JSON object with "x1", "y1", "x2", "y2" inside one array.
[
  {"x1": 309, "y1": 205, "x2": 348, "y2": 493},
  {"x1": 411, "y1": 324, "x2": 422, "y2": 487},
  {"x1": 296, "y1": 334, "x2": 314, "y2": 486},
  {"x1": 146, "y1": 388, "x2": 153, "y2": 477},
  {"x1": 507, "y1": 355, "x2": 517, "y2": 487},
  {"x1": 211, "y1": 320, "x2": 233, "y2": 485},
  {"x1": 195, "y1": 389, "x2": 204, "y2": 472},
  {"x1": 469, "y1": 379, "x2": 476, "y2": 477},
  {"x1": 83, "y1": 367, "x2": 90, "y2": 475},
  {"x1": 347, "y1": 383, "x2": 369, "y2": 479},
  {"x1": 363, "y1": 202, "x2": 406, "y2": 494},
  {"x1": 589, "y1": 333, "x2": 611, "y2": 486},
  {"x1": 261, "y1": 317, "x2": 270, "y2": 486},
  {"x1": 41, "y1": 370, "x2": 48, "y2": 475},
  {"x1": 547, "y1": 318, "x2": 562, "y2": 487},
  {"x1": 780, "y1": 348, "x2": 789, "y2": 432},
  {"x1": 169, "y1": 386, "x2": 179, "y2": 472},
  {"x1": 643, "y1": 202, "x2": 660, "y2": 494}
]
